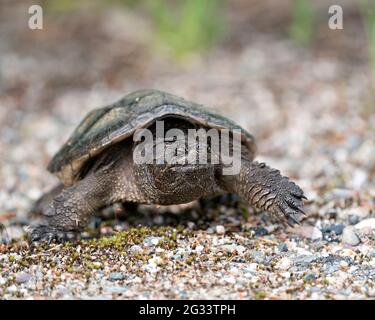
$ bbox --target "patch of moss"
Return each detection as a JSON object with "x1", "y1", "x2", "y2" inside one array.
[{"x1": 255, "y1": 291, "x2": 267, "y2": 300}]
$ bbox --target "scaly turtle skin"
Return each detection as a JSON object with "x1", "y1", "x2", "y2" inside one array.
[{"x1": 30, "y1": 89, "x2": 306, "y2": 243}]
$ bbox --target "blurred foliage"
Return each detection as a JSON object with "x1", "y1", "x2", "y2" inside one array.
[
  {"x1": 43, "y1": 0, "x2": 224, "y2": 59},
  {"x1": 143, "y1": 0, "x2": 224, "y2": 59},
  {"x1": 289, "y1": 0, "x2": 315, "y2": 47},
  {"x1": 361, "y1": 0, "x2": 375, "y2": 80},
  {"x1": 43, "y1": 0, "x2": 93, "y2": 12}
]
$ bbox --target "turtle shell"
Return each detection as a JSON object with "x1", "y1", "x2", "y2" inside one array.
[{"x1": 48, "y1": 89, "x2": 256, "y2": 186}]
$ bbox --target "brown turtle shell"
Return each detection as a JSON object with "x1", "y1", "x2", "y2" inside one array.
[{"x1": 48, "y1": 89, "x2": 256, "y2": 186}]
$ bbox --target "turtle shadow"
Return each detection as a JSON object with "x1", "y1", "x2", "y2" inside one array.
[{"x1": 92, "y1": 194, "x2": 249, "y2": 232}]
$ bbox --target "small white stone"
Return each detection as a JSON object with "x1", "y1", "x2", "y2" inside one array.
[
  {"x1": 340, "y1": 248, "x2": 356, "y2": 257},
  {"x1": 295, "y1": 247, "x2": 313, "y2": 256},
  {"x1": 195, "y1": 245, "x2": 204, "y2": 253},
  {"x1": 215, "y1": 225, "x2": 225, "y2": 235},
  {"x1": 27, "y1": 188, "x2": 42, "y2": 200},
  {"x1": 7, "y1": 285, "x2": 17, "y2": 293},
  {"x1": 143, "y1": 236, "x2": 163, "y2": 247},
  {"x1": 342, "y1": 227, "x2": 360, "y2": 246},
  {"x1": 151, "y1": 238, "x2": 160, "y2": 246},
  {"x1": 223, "y1": 276, "x2": 236, "y2": 284},
  {"x1": 355, "y1": 218, "x2": 375, "y2": 230},
  {"x1": 275, "y1": 257, "x2": 292, "y2": 271},
  {"x1": 311, "y1": 227, "x2": 323, "y2": 240},
  {"x1": 311, "y1": 292, "x2": 320, "y2": 300},
  {"x1": 15, "y1": 272, "x2": 31, "y2": 284},
  {"x1": 248, "y1": 263, "x2": 258, "y2": 272},
  {"x1": 369, "y1": 259, "x2": 375, "y2": 268},
  {"x1": 129, "y1": 245, "x2": 142, "y2": 252},
  {"x1": 294, "y1": 226, "x2": 322, "y2": 240},
  {"x1": 351, "y1": 169, "x2": 368, "y2": 190},
  {"x1": 339, "y1": 260, "x2": 349, "y2": 270}
]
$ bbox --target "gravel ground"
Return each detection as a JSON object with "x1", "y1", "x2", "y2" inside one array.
[{"x1": 1, "y1": 3, "x2": 375, "y2": 299}]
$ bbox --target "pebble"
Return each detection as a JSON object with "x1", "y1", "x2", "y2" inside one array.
[
  {"x1": 339, "y1": 261, "x2": 349, "y2": 272},
  {"x1": 355, "y1": 218, "x2": 375, "y2": 230},
  {"x1": 195, "y1": 245, "x2": 204, "y2": 253},
  {"x1": 340, "y1": 248, "x2": 356, "y2": 258},
  {"x1": 252, "y1": 226, "x2": 269, "y2": 236},
  {"x1": 327, "y1": 188, "x2": 354, "y2": 200},
  {"x1": 322, "y1": 224, "x2": 345, "y2": 235},
  {"x1": 106, "y1": 286, "x2": 128, "y2": 294},
  {"x1": 304, "y1": 273, "x2": 316, "y2": 282},
  {"x1": 252, "y1": 251, "x2": 266, "y2": 264},
  {"x1": 109, "y1": 272, "x2": 125, "y2": 281},
  {"x1": 223, "y1": 276, "x2": 236, "y2": 284},
  {"x1": 340, "y1": 207, "x2": 369, "y2": 221},
  {"x1": 6, "y1": 285, "x2": 18, "y2": 293},
  {"x1": 143, "y1": 236, "x2": 163, "y2": 247},
  {"x1": 247, "y1": 263, "x2": 258, "y2": 272},
  {"x1": 341, "y1": 227, "x2": 360, "y2": 246},
  {"x1": 351, "y1": 169, "x2": 368, "y2": 190},
  {"x1": 15, "y1": 272, "x2": 31, "y2": 284},
  {"x1": 348, "y1": 215, "x2": 361, "y2": 225},
  {"x1": 294, "y1": 226, "x2": 322, "y2": 240},
  {"x1": 278, "y1": 243, "x2": 288, "y2": 252},
  {"x1": 275, "y1": 257, "x2": 292, "y2": 270},
  {"x1": 236, "y1": 245, "x2": 246, "y2": 254},
  {"x1": 129, "y1": 245, "x2": 142, "y2": 253},
  {"x1": 369, "y1": 259, "x2": 375, "y2": 268},
  {"x1": 143, "y1": 257, "x2": 162, "y2": 273},
  {"x1": 27, "y1": 188, "x2": 42, "y2": 200},
  {"x1": 53, "y1": 285, "x2": 71, "y2": 298},
  {"x1": 215, "y1": 225, "x2": 225, "y2": 235}
]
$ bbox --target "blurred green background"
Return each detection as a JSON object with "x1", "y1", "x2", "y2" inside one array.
[{"x1": 38, "y1": 0, "x2": 374, "y2": 64}]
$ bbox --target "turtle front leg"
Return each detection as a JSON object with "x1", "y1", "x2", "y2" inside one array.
[
  {"x1": 219, "y1": 160, "x2": 306, "y2": 226},
  {"x1": 30, "y1": 169, "x2": 116, "y2": 243}
]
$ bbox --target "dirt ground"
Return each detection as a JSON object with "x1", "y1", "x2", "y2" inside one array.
[{"x1": 0, "y1": 1, "x2": 375, "y2": 299}]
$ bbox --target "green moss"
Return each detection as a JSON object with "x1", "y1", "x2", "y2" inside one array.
[
  {"x1": 241, "y1": 206, "x2": 250, "y2": 221},
  {"x1": 144, "y1": 0, "x2": 224, "y2": 59},
  {"x1": 90, "y1": 226, "x2": 184, "y2": 250},
  {"x1": 66, "y1": 266, "x2": 74, "y2": 273},
  {"x1": 255, "y1": 291, "x2": 267, "y2": 300}
]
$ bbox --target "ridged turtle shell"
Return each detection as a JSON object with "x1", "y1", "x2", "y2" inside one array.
[{"x1": 48, "y1": 89, "x2": 256, "y2": 186}]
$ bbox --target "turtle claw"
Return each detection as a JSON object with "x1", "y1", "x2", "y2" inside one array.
[
  {"x1": 30, "y1": 225, "x2": 76, "y2": 244},
  {"x1": 267, "y1": 180, "x2": 307, "y2": 227},
  {"x1": 288, "y1": 214, "x2": 301, "y2": 226},
  {"x1": 297, "y1": 207, "x2": 307, "y2": 216}
]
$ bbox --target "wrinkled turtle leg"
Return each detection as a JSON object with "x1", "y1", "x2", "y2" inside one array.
[
  {"x1": 30, "y1": 168, "x2": 120, "y2": 243},
  {"x1": 219, "y1": 159, "x2": 306, "y2": 226},
  {"x1": 29, "y1": 183, "x2": 65, "y2": 217}
]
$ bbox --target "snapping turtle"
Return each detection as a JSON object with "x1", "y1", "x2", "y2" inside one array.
[{"x1": 31, "y1": 89, "x2": 306, "y2": 242}]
